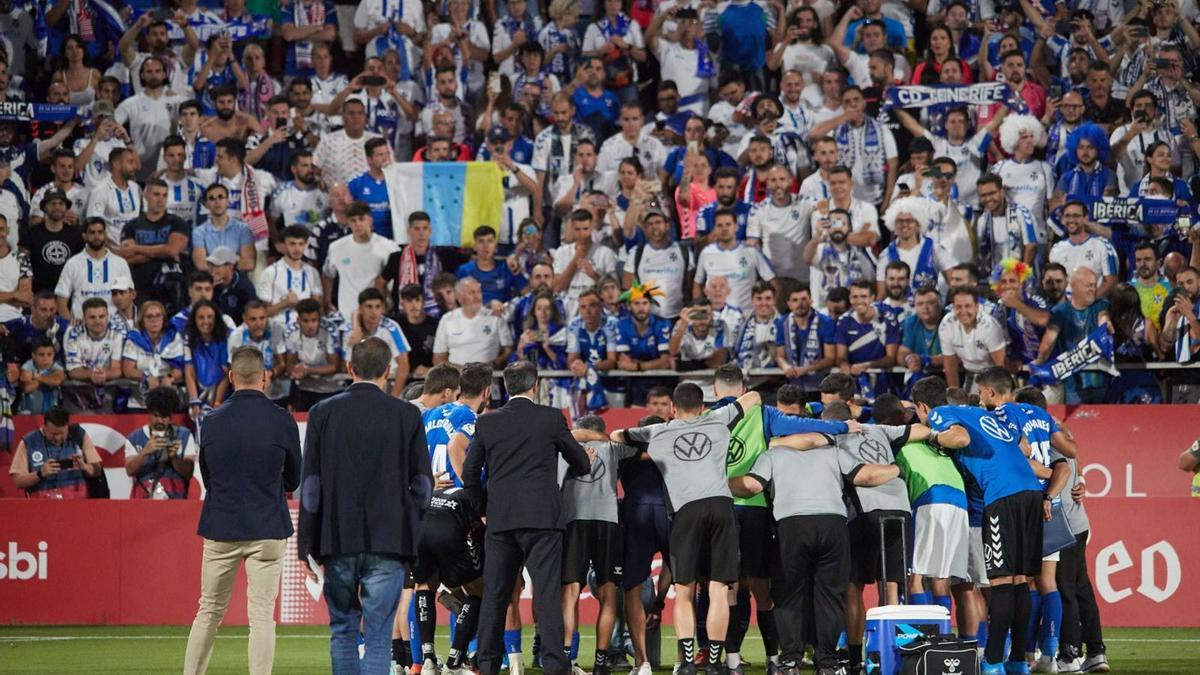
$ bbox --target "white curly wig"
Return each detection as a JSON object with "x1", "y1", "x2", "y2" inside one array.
[
  {"x1": 883, "y1": 196, "x2": 936, "y2": 232},
  {"x1": 999, "y1": 113, "x2": 1047, "y2": 154}
]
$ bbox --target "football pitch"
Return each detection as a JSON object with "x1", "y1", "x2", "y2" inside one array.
[{"x1": 1, "y1": 625, "x2": 1197, "y2": 674}]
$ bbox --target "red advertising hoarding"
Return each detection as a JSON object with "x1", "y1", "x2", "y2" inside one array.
[{"x1": 0, "y1": 405, "x2": 1197, "y2": 626}]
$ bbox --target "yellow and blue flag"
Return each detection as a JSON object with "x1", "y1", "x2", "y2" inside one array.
[{"x1": 384, "y1": 162, "x2": 505, "y2": 247}]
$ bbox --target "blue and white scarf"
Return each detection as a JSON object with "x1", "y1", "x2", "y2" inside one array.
[
  {"x1": 836, "y1": 119, "x2": 885, "y2": 190},
  {"x1": 783, "y1": 313, "x2": 824, "y2": 367},
  {"x1": 1029, "y1": 326, "x2": 1118, "y2": 385},
  {"x1": 694, "y1": 38, "x2": 715, "y2": 78},
  {"x1": 887, "y1": 237, "x2": 938, "y2": 291},
  {"x1": 883, "y1": 83, "x2": 1014, "y2": 111}
]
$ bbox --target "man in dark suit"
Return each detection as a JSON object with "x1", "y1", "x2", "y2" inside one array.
[
  {"x1": 299, "y1": 336, "x2": 433, "y2": 675},
  {"x1": 184, "y1": 346, "x2": 302, "y2": 675},
  {"x1": 462, "y1": 361, "x2": 594, "y2": 675}
]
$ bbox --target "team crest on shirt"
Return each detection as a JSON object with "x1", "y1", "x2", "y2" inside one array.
[
  {"x1": 482, "y1": 325, "x2": 492, "y2": 335},
  {"x1": 42, "y1": 241, "x2": 71, "y2": 265},
  {"x1": 669, "y1": 251, "x2": 678, "y2": 262},
  {"x1": 31, "y1": 451, "x2": 43, "y2": 463}
]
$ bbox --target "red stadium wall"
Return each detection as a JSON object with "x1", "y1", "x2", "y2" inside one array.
[{"x1": 0, "y1": 406, "x2": 1197, "y2": 626}]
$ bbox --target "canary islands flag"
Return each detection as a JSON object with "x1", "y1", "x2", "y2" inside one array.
[{"x1": 384, "y1": 162, "x2": 506, "y2": 246}]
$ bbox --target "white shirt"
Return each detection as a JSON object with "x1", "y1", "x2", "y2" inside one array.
[
  {"x1": 694, "y1": 242, "x2": 776, "y2": 312},
  {"x1": 114, "y1": 91, "x2": 188, "y2": 169},
  {"x1": 162, "y1": 175, "x2": 204, "y2": 228},
  {"x1": 1109, "y1": 123, "x2": 1177, "y2": 193},
  {"x1": 493, "y1": 15, "x2": 546, "y2": 77},
  {"x1": 552, "y1": 171, "x2": 617, "y2": 212},
  {"x1": 227, "y1": 325, "x2": 285, "y2": 371},
  {"x1": 925, "y1": 129, "x2": 990, "y2": 207},
  {"x1": 85, "y1": 177, "x2": 142, "y2": 248},
  {"x1": 927, "y1": 199, "x2": 975, "y2": 268},
  {"x1": 313, "y1": 129, "x2": 384, "y2": 187},
  {"x1": 0, "y1": 249, "x2": 30, "y2": 322},
  {"x1": 843, "y1": 51, "x2": 910, "y2": 87},
  {"x1": 938, "y1": 311, "x2": 1007, "y2": 374},
  {"x1": 1049, "y1": 235, "x2": 1119, "y2": 281},
  {"x1": 993, "y1": 158, "x2": 1054, "y2": 239},
  {"x1": 195, "y1": 166, "x2": 278, "y2": 232},
  {"x1": 323, "y1": 233, "x2": 400, "y2": 321},
  {"x1": 499, "y1": 163, "x2": 537, "y2": 246},
  {"x1": 799, "y1": 171, "x2": 832, "y2": 200},
  {"x1": 597, "y1": 132, "x2": 667, "y2": 177},
  {"x1": 354, "y1": 0, "x2": 425, "y2": 61},
  {"x1": 747, "y1": 196, "x2": 816, "y2": 281},
  {"x1": 30, "y1": 182, "x2": 89, "y2": 222},
  {"x1": 72, "y1": 136, "x2": 128, "y2": 188},
  {"x1": 122, "y1": 330, "x2": 184, "y2": 378},
  {"x1": 433, "y1": 308, "x2": 514, "y2": 364},
  {"x1": 257, "y1": 259, "x2": 323, "y2": 331},
  {"x1": 64, "y1": 324, "x2": 124, "y2": 371},
  {"x1": 619, "y1": 240, "x2": 694, "y2": 319},
  {"x1": 428, "y1": 21, "x2": 490, "y2": 95},
  {"x1": 551, "y1": 241, "x2": 619, "y2": 317},
  {"x1": 656, "y1": 41, "x2": 710, "y2": 115},
  {"x1": 55, "y1": 250, "x2": 134, "y2": 318},
  {"x1": 270, "y1": 181, "x2": 330, "y2": 230},
  {"x1": 344, "y1": 316, "x2": 411, "y2": 374},
  {"x1": 780, "y1": 42, "x2": 834, "y2": 84}
]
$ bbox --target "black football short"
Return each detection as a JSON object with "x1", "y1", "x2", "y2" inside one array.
[
  {"x1": 620, "y1": 501, "x2": 671, "y2": 590},
  {"x1": 735, "y1": 505, "x2": 774, "y2": 579},
  {"x1": 669, "y1": 496, "x2": 740, "y2": 585},
  {"x1": 411, "y1": 511, "x2": 483, "y2": 587},
  {"x1": 562, "y1": 519, "x2": 624, "y2": 585},
  {"x1": 848, "y1": 510, "x2": 910, "y2": 585},
  {"x1": 983, "y1": 490, "x2": 1044, "y2": 579}
]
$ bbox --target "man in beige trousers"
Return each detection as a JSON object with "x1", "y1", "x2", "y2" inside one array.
[{"x1": 183, "y1": 346, "x2": 302, "y2": 674}]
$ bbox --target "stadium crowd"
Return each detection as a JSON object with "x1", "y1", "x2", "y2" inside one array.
[
  {"x1": 1, "y1": 0, "x2": 1197, "y2": 672},
  {"x1": 0, "y1": 0, "x2": 1194, "y2": 421}
]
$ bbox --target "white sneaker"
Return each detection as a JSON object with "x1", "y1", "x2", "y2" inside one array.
[
  {"x1": 635, "y1": 662, "x2": 653, "y2": 675},
  {"x1": 509, "y1": 658, "x2": 525, "y2": 675},
  {"x1": 1032, "y1": 654, "x2": 1058, "y2": 673},
  {"x1": 1080, "y1": 654, "x2": 1109, "y2": 673},
  {"x1": 571, "y1": 665, "x2": 591, "y2": 675},
  {"x1": 1056, "y1": 657, "x2": 1083, "y2": 673},
  {"x1": 1026, "y1": 650, "x2": 1041, "y2": 665}
]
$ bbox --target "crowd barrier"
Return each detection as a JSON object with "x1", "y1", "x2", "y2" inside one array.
[{"x1": 0, "y1": 406, "x2": 1197, "y2": 626}]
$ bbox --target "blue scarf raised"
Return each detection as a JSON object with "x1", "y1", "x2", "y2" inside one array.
[
  {"x1": 887, "y1": 237, "x2": 938, "y2": 291},
  {"x1": 784, "y1": 313, "x2": 824, "y2": 367}
]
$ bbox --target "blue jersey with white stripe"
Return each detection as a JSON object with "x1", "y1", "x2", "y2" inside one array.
[{"x1": 423, "y1": 402, "x2": 478, "y2": 488}]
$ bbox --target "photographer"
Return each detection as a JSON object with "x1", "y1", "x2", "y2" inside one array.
[
  {"x1": 9, "y1": 407, "x2": 103, "y2": 499},
  {"x1": 125, "y1": 386, "x2": 198, "y2": 500}
]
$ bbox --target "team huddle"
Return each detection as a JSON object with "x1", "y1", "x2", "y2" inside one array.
[{"x1": 399, "y1": 362, "x2": 1105, "y2": 675}]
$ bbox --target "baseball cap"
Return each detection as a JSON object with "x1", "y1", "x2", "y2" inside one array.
[
  {"x1": 39, "y1": 189, "x2": 70, "y2": 210},
  {"x1": 487, "y1": 126, "x2": 512, "y2": 144},
  {"x1": 92, "y1": 100, "x2": 115, "y2": 119},
  {"x1": 205, "y1": 246, "x2": 238, "y2": 267},
  {"x1": 110, "y1": 277, "x2": 134, "y2": 292},
  {"x1": 642, "y1": 207, "x2": 669, "y2": 224}
]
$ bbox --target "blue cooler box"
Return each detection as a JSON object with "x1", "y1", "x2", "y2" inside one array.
[{"x1": 864, "y1": 605, "x2": 952, "y2": 674}]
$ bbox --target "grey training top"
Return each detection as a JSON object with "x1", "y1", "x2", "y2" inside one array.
[
  {"x1": 562, "y1": 440, "x2": 639, "y2": 524},
  {"x1": 834, "y1": 424, "x2": 912, "y2": 516},
  {"x1": 625, "y1": 402, "x2": 744, "y2": 512},
  {"x1": 1060, "y1": 457, "x2": 1090, "y2": 534},
  {"x1": 748, "y1": 444, "x2": 864, "y2": 520}
]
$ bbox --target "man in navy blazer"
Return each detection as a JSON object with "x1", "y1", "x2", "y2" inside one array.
[
  {"x1": 299, "y1": 336, "x2": 433, "y2": 675},
  {"x1": 184, "y1": 346, "x2": 302, "y2": 675},
  {"x1": 462, "y1": 361, "x2": 593, "y2": 675}
]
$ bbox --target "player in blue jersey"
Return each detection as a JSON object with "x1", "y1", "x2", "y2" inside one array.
[
  {"x1": 978, "y1": 368, "x2": 1078, "y2": 674},
  {"x1": 911, "y1": 375, "x2": 1045, "y2": 675},
  {"x1": 414, "y1": 363, "x2": 494, "y2": 672}
]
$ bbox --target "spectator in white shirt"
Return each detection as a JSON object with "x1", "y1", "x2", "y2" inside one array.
[
  {"x1": 551, "y1": 209, "x2": 619, "y2": 316},
  {"x1": 0, "y1": 214, "x2": 31, "y2": 323},
  {"x1": 258, "y1": 225, "x2": 323, "y2": 334},
  {"x1": 313, "y1": 98, "x2": 382, "y2": 187},
  {"x1": 63, "y1": 297, "x2": 126, "y2": 410},
  {"x1": 1048, "y1": 200, "x2": 1119, "y2": 298},
  {"x1": 55, "y1": 217, "x2": 134, "y2": 320},
  {"x1": 433, "y1": 276, "x2": 514, "y2": 366},
  {"x1": 85, "y1": 147, "x2": 143, "y2": 249},
  {"x1": 322, "y1": 201, "x2": 400, "y2": 321},
  {"x1": 938, "y1": 286, "x2": 1008, "y2": 389}
]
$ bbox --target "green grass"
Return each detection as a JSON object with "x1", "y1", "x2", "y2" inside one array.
[{"x1": 1, "y1": 625, "x2": 1198, "y2": 674}]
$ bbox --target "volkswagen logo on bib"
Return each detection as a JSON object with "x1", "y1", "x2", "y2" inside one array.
[
  {"x1": 577, "y1": 456, "x2": 607, "y2": 483},
  {"x1": 673, "y1": 432, "x2": 713, "y2": 462}
]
